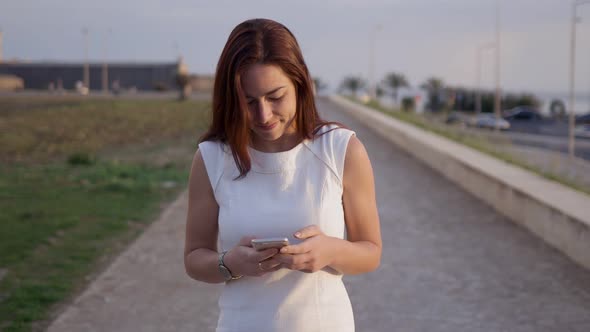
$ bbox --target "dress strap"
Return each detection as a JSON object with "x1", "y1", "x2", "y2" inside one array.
[
  {"x1": 303, "y1": 125, "x2": 355, "y2": 186},
  {"x1": 198, "y1": 140, "x2": 227, "y2": 196}
]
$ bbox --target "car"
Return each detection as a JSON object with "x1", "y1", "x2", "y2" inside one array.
[
  {"x1": 445, "y1": 112, "x2": 466, "y2": 125},
  {"x1": 468, "y1": 114, "x2": 510, "y2": 130},
  {"x1": 576, "y1": 113, "x2": 590, "y2": 125},
  {"x1": 503, "y1": 106, "x2": 543, "y2": 121},
  {"x1": 574, "y1": 124, "x2": 590, "y2": 138}
]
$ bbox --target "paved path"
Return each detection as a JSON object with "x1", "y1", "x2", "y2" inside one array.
[{"x1": 47, "y1": 98, "x2": 590, "y2": 331}]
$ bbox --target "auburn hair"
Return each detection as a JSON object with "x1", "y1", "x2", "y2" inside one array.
[{"x1": 200, "y1": 18, "x2": 338, "y2": 178}]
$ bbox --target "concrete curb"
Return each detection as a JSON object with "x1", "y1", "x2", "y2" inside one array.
[{"x1": 328, "y1": 95, "x2": 590, "y2": 270}]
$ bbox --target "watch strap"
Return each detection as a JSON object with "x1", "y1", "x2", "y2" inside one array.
[{"x1": 218, "y1": 251, "x2": 242, "y2": 281}]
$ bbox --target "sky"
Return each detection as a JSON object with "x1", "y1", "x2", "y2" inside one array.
[{"x1": 1, "y1": 0, "x2": 590, "y2": 98}]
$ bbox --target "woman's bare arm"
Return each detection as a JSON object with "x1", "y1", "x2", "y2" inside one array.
[{"x1": 184, "y1": 149, "x2": 226, "y2": 283}]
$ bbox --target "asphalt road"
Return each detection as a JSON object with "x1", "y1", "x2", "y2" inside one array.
[
  {"x1": 47, "y1": 98, "x2": 590, "y2": 332},
  {"x1": 322, "y1": 97, "x2": 590, "y2": 331},
  {"x1": 504, "y1": 123, "x2": 590, "y2": 160}
]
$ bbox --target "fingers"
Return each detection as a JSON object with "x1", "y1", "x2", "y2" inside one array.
[
  {"x1": 237, "y1": 235, "x2": 256, "y2": 247},
  {"x1": 276, "y1": 253, "x2": 312, "y2": 268},
  {"x1": 280, "y1": 242, "x2": 309, "y2": 255},
  {"x1": 293, "y1": 225, "x2": 321, "y2": 240},
  {"x1": 258, "y1": 258, "x2": 281, "y2": 271},
  {"x1": 256, "y1": 248, "x2": 279, "y2": 261}
]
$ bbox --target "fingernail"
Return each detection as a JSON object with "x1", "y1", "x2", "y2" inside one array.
[
  {"x1": 294, "y1": 232, "x2": 301, "y2": 238},
  {"x1": 280, "y1": 248, "x2": 287, "y2": 253}
]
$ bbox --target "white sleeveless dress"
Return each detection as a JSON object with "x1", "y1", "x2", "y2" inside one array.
[{"x1": 198, "y1": 125, "x2": 355, "y2": 332}]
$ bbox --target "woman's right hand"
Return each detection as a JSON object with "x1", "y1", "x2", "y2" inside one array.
[{"x1": 223, "y1": 236, "x2": 282, "y2": 277}]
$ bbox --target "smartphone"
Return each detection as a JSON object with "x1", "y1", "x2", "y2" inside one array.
[{"x1": 251, "y1": 237, "x2": 290, "y2": 251}]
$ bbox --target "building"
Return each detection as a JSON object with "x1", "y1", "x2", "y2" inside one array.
[{"x1": 0, "y1": 61, "x2": 180, "y2": 91}]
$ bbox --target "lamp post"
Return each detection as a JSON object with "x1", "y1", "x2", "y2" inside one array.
[
  {"x1": 568, "y1": 0, "x2": 590, "y2": 158},
  {"x1": 493, "y1": 0, "x2": 502, "y2": 131},
  {"x1": 476, "y1": 43, "x2": 496, "y2": 115},
  {"x1": 368, "y1": 24, "x2": 382, "y2": 101},
  {"x1": 102, "y1": 28, "x2": 111, "y2": 93},
  {"x1": 82, "y1": 28, "x2": 89, "y2": 90}
]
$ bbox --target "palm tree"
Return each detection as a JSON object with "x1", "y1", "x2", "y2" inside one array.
[
  {"x1": 339, "y1": 76, "x2": 366, "y2": 97},
  {"x1": 382, "y1": 72, "x2": 409, "y2": 104},
  {"x1": 420, "y1": 77, "x2": 445, "y2": 112},
  {"x1": 313, "y1": 77, "x2": 328, "y2": 95}
]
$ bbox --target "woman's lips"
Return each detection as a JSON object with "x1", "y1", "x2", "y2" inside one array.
[{"x1": 258, "y1": 122, "x2": 278, "y2": 131}]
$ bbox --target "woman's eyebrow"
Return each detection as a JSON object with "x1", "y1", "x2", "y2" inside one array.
[{"x1": 246, "y1": 86, "x2": 286, "y2": 99}]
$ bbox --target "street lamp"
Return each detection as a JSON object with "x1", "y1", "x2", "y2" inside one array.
[
  {"x1": 493, "y1": 0, "x2": 502, "y2": 131},
  {"x1": 102, "y1": 28, "x2": 111, "y2": 93},
  {"x1": 368, "y1": 24, "x2": 382, "y2": 101},
  {"x1": 568, "y1": 0, "x2": 590, "y2": 158},
  {"x1": 476, "y1": 42, "x2": 496, "y2": 115},
  {"x1": 82, "y1": 28, "x2": 89, "y2": 89}
]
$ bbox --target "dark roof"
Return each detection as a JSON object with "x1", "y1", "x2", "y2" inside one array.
[{"x1": 0, "y1": 61, "x2": 177, "y2": 68}]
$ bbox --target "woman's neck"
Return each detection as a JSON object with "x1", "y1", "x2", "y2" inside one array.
[{"x1": 250, "y1": 131, "x2": 302, "y2": 153}]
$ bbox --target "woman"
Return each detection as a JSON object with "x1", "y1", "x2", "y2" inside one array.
[{"x1": 184, "y1": 18, "x2": 381, "y2": 332}]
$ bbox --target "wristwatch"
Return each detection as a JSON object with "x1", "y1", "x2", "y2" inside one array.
[{"x1": 218, "y1": 251, "x2": 242, "y2": 282}]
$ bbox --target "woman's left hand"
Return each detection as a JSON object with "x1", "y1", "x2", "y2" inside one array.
[{"x1": 276, "y1": 225, "x2": 339, "y2": 273}]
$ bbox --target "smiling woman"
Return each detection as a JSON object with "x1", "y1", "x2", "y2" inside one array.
[
  {"x1": 184, "y1": 18, "x2": 382, "y2": 332},
  {"x1": 242, "y1": 64, "x2": 298, "y2": 152}
]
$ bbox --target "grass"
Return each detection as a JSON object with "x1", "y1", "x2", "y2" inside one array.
[
  {"x1": 0, "y1": 97, "x2": 210, "y2": 163},
  {"x1": 349, "y1": 96, "x2": 590, "y2": 196},
  {"x1": 0, "y1": 96, "x2": 211, "y2": 331}
]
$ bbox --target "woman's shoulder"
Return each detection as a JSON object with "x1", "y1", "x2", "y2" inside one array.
[
  {"x1": 313, "y1": 123, "x2": 354, "y2": 137},
  {"x1": 198, "y1": 139, "x2": 231, "y2": 156},
  {"x1": 304, "y1": 123, "x2": 356, "y2": 183},
  {"x1": 311, "y1": 123, "x2": 356, "y2": 149},
  {"x1": 197, "y1": 140, "x2": 231, "y2": 171},
  {"x1": 196, "y1": 140, "x2": 230, "y2": 193}
]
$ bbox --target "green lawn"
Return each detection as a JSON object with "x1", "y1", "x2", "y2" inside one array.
[{"x1": 0, "y1": 96, "x2": 211, "y2": 331}]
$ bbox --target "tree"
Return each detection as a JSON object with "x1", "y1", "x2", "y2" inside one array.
[
  {"x1": 420, "y1": 77, "x2": 445, "y2": 112},
  {"x1": 503, "y1": 93, "x2": 540, "y2": 110},
  {"x1": 401, "y1": 96, "x2": 415, "y2": 112},
  {"x1": 549, "y1": 99, "x2": 566, "y2": 119},
  {"x1": 376, "y1": 85, "x2": 385, "y2": 99},
  {"x1": 339, "y1": 76, "x2": 366, "y2": 97},
  {"x1": 382, "y1": 72, "x2": 409, "y2": 104},
  {"x1": 313, "y1": 77, "x2": 328, "y2": 95}
]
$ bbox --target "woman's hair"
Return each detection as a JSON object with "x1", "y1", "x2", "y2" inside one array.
[{"x1": 200, "y1": 18, "x2": 336, "y2": 178}]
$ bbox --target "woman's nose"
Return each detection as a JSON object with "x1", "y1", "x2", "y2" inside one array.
[{"x1": 254, "y1": 100, "x2": 273, "y2": 123}]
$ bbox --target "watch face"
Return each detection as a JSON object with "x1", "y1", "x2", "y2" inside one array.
[{"x1": 219, "y1": 264, "x2": 232, "y2": 281}]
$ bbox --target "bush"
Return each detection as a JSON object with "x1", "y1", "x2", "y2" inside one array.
[
  {"x1": 67, "y1": 152, "x2": 97, "y2": 166},
  {"x1": 401, "y1": 97, "x2": 415, "y2": 112}
]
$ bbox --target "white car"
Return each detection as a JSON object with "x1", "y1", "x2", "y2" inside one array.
[{"x1": 468, "y1": 114, "x2": 510, "y2": 130}]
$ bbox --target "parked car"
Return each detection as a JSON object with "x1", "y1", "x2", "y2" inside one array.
[
  {"x1": 576, "y1": 113, "x2": 590, "y2": 125},
  {"x1": 445, "y1": 112, "x2": 466, "y2": 125},
  {"x1": 574, "y1": 124, "x2": 590, "y2": 138},
  {"x1": 468, "y1": 114, "x2": 510, "y2": 130},
  {"x1": 503, "y1": 106, "x2": 543, "y2": 121}
]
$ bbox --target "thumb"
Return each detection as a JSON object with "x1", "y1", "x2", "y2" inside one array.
[{"x1": 294, "y1": 225, "x2": 321, "y2": 240}]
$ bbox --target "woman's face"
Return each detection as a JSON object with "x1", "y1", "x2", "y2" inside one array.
[{"x1": 241, "y1": 64, "x2": 298, "y2": 150}]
